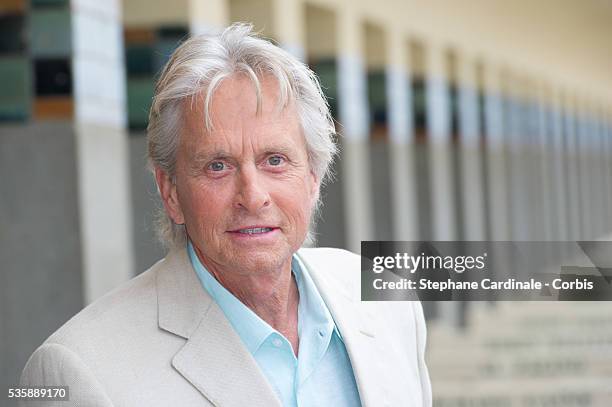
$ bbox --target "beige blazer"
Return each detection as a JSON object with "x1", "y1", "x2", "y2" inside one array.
[{"x1": 20, "y1": 247, "x2": 431, "y2": 406}]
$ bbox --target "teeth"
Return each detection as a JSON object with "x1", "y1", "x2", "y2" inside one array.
[{"x1": 238, "y1": 227, "x2": 273, "y2": 234}]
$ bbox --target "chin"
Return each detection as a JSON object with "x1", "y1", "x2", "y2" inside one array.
[{"x1": 229, "y1": 249, "x2": 292, "y2": 273}]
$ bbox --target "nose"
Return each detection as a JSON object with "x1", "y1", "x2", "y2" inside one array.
[{"x1": 234, "y1": 165, "x2": 271, "y2": 212}]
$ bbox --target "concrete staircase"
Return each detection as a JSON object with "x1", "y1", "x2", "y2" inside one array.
[{"x1": 427, "y1": 302, "x2": 612, "y2": 406}]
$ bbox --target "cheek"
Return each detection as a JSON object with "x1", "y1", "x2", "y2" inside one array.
[
  {"x1": 277, "y1": 187, "x2": 315, "y2": 228},
  {"x1": 179, "y1": 183, "x2": 229, "y2": 226}
]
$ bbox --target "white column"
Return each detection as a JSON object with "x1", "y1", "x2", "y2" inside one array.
[
  {"x1": 599, "y1": 106, "x2": 612, "y2": 235},
  {"x1": 189, "y1": 0, "x2": 228, "y2": 35},
  {"x1": 457, "y1": 54, "x2": 486, "y2": 241},
  {"x1": 595, "y1": 105, "x2": 608, "y2": 237},
  {"x1": 590, "y1": 104, "x2": 600, "y2": 238},
  {"x1": 550, "y1": 88, "x2": 569, "y2": 240},
  {"x1": 536, "y1": 83, "x2": 554, "y2": 241},
  {"x1": 505, "y1": 75, "x2": 530, "y2": 241},
  {"x1": 457, "y1": 55, "x2": 487, "y2": 317},
  {"x1": 337, "y1": 9, "x2": 373, "y2": 253},
  {"x1": 526, "y1": 82, "x2": 546, "y2": 240},
  {"x1": 563, "y1": 94, "x2": 582, "y2": 240},
  {"x1": 584, "y1": 103, "x2": 599, "y2": 238},
  {"x1": 606, "y1": 111, "x2": 612, "y2": 234},
  {"x1": 483, "y1": 64, "x2": 510, "y2": 241},
  {"x1": 272, "y1": 0, "x2": 305, "y2": 60},
  {"x1": 427, "y1": 43, "x2": 456, "y2": 241},
  {"x1": 575, "y1": 98, "x2": 592, "y2": 239},
  {"x1": 589, "y1": 103, "x2": 603, "y2": 238},
  {"x1": 72, "y1": 0, "x2": 134, "y2": 303},
  {"x1": 386, "y1": 30, "x2": 418, "y2": 241},
  {"x1": 425, "y1": 44, "x2": 461, "y2": 328},
  {"x1": 595, "y1": 106, "x2": 607, "y2": 237}
]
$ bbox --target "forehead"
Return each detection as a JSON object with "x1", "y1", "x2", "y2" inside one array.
[{"x1": 181, "y1": 74, "x2": 304, "y2": 153}]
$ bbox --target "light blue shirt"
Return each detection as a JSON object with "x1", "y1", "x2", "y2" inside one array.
[{"x1": 188, "y1": 242, "x2": 361, "y2": 407}]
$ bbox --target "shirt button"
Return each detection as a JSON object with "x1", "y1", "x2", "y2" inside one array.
[
  {"x1": 318, "y1": 330, "x2": 325, "y2": 337},
  {"x1": 272, "y1": 337, "x2": 283, "y2": 348}
]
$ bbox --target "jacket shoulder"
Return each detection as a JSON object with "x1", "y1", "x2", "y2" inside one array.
[
  {"x1": 30, "y1": 253, "x2": 179, "y2": 363},
  {"x1": 20, "y1": 250, "x2": 215, "y2": 406},
  {"x1": 297, "y1": 247, "x2": 361, "y2": 271},
  {"x1": 296, "y1": 247, "x2": 362, "y2": 298},
  {"x1": 20, "y1": 342, "x2": 114, "y2": 407}
]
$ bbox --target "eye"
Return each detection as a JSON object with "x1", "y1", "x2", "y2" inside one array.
[
  {"x1": 208, "y1": 161, "x2": 225, "y2": 171},
  {"x1": 267, "y1": 155, "x2": 284, "y2": 166}
]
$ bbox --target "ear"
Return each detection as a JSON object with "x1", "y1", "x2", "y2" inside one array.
[{"x1": 155, "y1": 167, "x2": 185, "y2": 225}]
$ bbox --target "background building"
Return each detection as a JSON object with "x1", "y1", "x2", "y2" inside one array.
[{"x1": 2, "y1": 0, "x2": 612, "y2": 404}]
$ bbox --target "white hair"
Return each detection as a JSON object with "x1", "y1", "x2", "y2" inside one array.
[{"x1": 147, "y1": 23, "x2": 337, "y2": 248}]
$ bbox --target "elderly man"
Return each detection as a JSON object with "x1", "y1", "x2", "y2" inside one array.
[{"x1": 20, "y1": 24, "x2": 431, "y2": 406}]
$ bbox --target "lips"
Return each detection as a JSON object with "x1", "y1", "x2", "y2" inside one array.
[
  {"x1": 235, "y1": 227, "x2": 273, "y2": 234},
  {"x1": 228, "y1": 226, "x2": 279, "y2": 234}
]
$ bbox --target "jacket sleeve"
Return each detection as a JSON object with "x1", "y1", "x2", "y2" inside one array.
[
  {"x1": 412, "y1": 301, "x2": 432, "y2": 407},
  {"x1": 19, "y1": 342, "x2": 113, "y2": 407}
]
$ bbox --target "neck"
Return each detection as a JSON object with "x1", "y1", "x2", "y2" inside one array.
[{"x1": 193, "y1": 245, "x2": 300, "y2": 353}]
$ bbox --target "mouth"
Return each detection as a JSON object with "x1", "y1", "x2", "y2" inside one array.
[{"x1": 228, "y1": 226, "x2": 279, "y2": 235}]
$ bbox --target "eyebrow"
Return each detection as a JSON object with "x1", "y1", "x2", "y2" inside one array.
[
  {"x1": 189, "y1": 149, "x2": 231, "y2": 163},
  {"x1": 189, "y1": 144, "x2": 298, "y2": 164},
  {"x1": 259, "y1": 145, "x2": 297, "y2": 158}
]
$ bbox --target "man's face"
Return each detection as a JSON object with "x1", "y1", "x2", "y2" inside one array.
[{"x1": 158, "y1": 75, "x2": 319, "y2": 276}]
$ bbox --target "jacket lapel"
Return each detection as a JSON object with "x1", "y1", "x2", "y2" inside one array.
[
  {"x1": 296, "y1": 249, "x2": 393, "y2": 407},
  {"x1": 156, "y1": 248, "x2": 281, "y2": 407}
]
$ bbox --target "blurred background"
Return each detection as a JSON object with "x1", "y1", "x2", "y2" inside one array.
[{"x1": 2, "y1": 0, "x2": 612, "y2": 404}]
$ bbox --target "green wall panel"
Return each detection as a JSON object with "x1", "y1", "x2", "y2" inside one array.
[
  {"x1": 30, "y1": 9, "x2": 71, "y2": 58},
  {"x1": 0, "y1": 56, "x2": 31, "y2": 121}
]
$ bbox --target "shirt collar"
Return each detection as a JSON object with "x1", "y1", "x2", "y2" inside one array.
[
  {"x1": 187, "y1": 242, "x2": 342, "y2": 356},
  {"x1": 291, "y1": 254, "x2": 340, "y2": 341}
]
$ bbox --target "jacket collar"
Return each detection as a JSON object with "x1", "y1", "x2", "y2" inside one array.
[
  {"x1": 156, "y1": 247, "x2": 281, "y2": 407},
  {"x1": 156, "y1": 247, "x2": 212, "y2": 339},
  {"x1": 296, "y1": 248, "x2": 390, "y2": 407}
]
